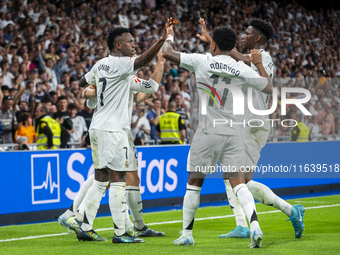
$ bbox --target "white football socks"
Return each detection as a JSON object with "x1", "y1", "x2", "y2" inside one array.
[
  {"x1": 73, "y1": 174, "x2": 95, "y2": 214},
  {"x1": 109, "y1": 182, "x2": 126, "y2": 236},
  {"x1": 76, "y1": 179, "x2": 108, "y2": 231},
  {"x1": 126, "y1": 186, "x2": 145, "y2": 230},
  {"x1": 124, "y1": 203, "x2": 133, "y2": 227},
  {"x1": 182, "y1": 184, "x2": 201, "y2": 237},
  {"x1": 247, "y1": 180, "x2": 292, "y2": 216},
  {"x1": 233, "y1": 183, "x2": 259, "y2": 232},
  {"x1": 224, "y1": 179, "x2": 248, "y2": 228}
]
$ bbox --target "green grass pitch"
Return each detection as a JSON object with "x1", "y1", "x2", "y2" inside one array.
[{"x1": 0, "y1": 195, "x2": 339, "y2": 255}]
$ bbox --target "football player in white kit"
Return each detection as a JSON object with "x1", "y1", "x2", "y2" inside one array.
[
  {"x1": 162, "y1": 24, "x2": 273, "y2": 248},
  {"x1": 197, "y1": 18, "x2": 305, "y2": 239},
  {"x1": 73, "y1": 21, "x2": 172, "y2": 243},
  {"x1": 58, "y1": 52, "x2": 166, "y2": 240}
]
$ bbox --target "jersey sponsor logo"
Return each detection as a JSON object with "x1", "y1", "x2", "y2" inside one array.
[{"x1": 31, "y1": 154, "x2": 60, "y2": 204}]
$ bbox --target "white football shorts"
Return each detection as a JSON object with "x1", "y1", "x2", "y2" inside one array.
[
  {"x1": 90, "y1": 128, "x2": 138, "y2": 171},
  {"x1": 187, "y1": 126, "x2": 245, "y2": 174}
]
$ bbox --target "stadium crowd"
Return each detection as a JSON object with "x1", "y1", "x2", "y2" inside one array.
[{"x1": 0, "y1": 0, "x2": 340, "y2": 150}]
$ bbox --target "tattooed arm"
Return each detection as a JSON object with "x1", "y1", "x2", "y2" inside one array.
[{"x1": 162, "y1": 23, "x2": 181, "y2": 65}]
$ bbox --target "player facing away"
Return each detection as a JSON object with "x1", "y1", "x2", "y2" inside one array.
[
  {"x1": 58, "y1": 51, "x2": 167, "y2": 239},
  {"x1": 74, "y1": 20, "x2": 172, "y2": 243},
  {"x1": 162, "y1": 24, "x2": 273, "y2": 248},
  {"x1": 197, "y1": 18, "x2": 305, "y2": 239}
]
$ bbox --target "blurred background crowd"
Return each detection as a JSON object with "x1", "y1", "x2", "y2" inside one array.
[{"x1": 0, "y1": 0, "x2": 339, "y2": 150}]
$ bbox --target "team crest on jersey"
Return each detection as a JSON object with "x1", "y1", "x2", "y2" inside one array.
[{"x1": 125, "y1": 161, "x2": 129, "y2": 168}]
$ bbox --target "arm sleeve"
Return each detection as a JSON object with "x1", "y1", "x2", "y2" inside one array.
[
  {"x1": 179, "y1": 53, "x2": 205, "y2": 72},
  {"x1": 240, "y1": 63, "x2": 268, "y2": 91},
  {"x1": 290, "y1": 126, "x2": 300, "y2": 141},
  {"x1": 178, "y1": 116, "x2": 186, "y2": 131},
  {"x1": 39, "y1": 121, "x2": 54, "y2": 147},
  {"x1": 84, "y1": 61, "x2": 100, "y2": 85},
  {"x1": 130, "y1": 76, "x2": 159, "y2": 93}
]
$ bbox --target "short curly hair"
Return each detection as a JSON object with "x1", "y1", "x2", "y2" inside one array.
[
  {"x1": 212, "y1": 27, "x2": 237, "y2": 52},
  {"x1": 107, "y1": 27, "x2": 130, "y2": 51},
  {"x1": 250, "y1": 18, "x2": 274, "y2": 41}
]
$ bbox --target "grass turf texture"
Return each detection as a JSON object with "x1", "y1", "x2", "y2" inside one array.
[{"x1": 0, "y1": 195, "x2": 339, "y2": 255}]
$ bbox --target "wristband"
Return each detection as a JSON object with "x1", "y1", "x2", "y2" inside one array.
[
  {"x1": 166, "y1": 34, "x2": 174, "y2": 43},
  {"x1": 255, "y1": 62, "x2": 262, "y2": 66}
]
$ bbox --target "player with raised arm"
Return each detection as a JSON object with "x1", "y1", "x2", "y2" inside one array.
[
  {"x1": 72, "y1": 20, "x2": 172, "y2": 243},
  {"x1": 197, "y1": 18, "x2": 305, "y2": 239},
  {"x1": 162, "y1": 23, "x2": 272, "y2": 248},
  {"x1": 58, "y1": 51, "x2": 167, "y2": 239}
]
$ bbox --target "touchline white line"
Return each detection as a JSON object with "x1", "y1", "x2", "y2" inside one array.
[{"x1": 1, "y1": 203, "x2": 339, "y2": 243}]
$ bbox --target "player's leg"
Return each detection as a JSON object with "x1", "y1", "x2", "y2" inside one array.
[
  {"x1": 126, "y1": 170, "x2": 165, "y2": 237},
  {"x1": 75, "y1": 129, "x2": 109, "y2": 241},
  {"x1": 58, "y1": 174, "x2": 95, "y2": 233},
  {"x1": 109, "y1": 130, "x2": 144, "y2": 243},
  {"x1": 75, "y1": 168, "x2": 109, "y2": 241},
  {"x1": 173, "y1": 172, "x2": 205, "y2": 246},
  {"x1": 173, "y1": 127, "x2": 217, "y2": 246},
  {"x1": 218, "y1": 177, "x2": 249, "y2": 238},
  {"x1": 245, "y1": 129, "x2": 305, "y2": 238},
  {"x1": 109, "y1": 169, "x2": 144, "y2": 243},
  {"x1": 221, "y1": 135, "x2": 262, "y2": 248}
]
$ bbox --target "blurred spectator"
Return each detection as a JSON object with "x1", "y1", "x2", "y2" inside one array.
[
  {"x1": 147, "y1": 98, "x2": 163, "y2": 140},
  {"x1": 77, "y1": 102, "x2": 93, "y2": 129},
  {"x1": 290, "y1": 113, "x2": 310, "y2": 142},
  {"x1": 308, "y1": 115, "x2": 322, "y2": 140},
  {"x1": 174, "y1": 93, "x2": 189, "y2": 125},
  {"x1": 67, "y1": 103, "x2": 87, "y2": 143},
  {"x1": 156, "y1": 101, "x2": 186, "y2": 144},
  {"x1": 35, "y1": 103, "x2": 61, "y2": 150},
  {"x1": 53, "y1": 95, "x2": 69, "y2": 119},
  {"x1": 131, "y1": 104, "x2": 150, "y2": 140},
  {"x1": 14, "y1": 112, "x2": 36, "y2": 143},
  {"x1": 0, "y1": 96, "x2": 19, "y2": 143},
  {"x1": 1, "y1": 60, "x2": 14, "y2": 88},
  {"x1": 317, "y1": 103, "x2": 336, "y2": 136},
  {"x1": 14, "y1": 135, "x2": 30, "y2": 150}
]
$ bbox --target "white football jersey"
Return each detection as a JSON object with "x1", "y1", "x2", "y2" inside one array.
[
  {"x1": 85, "y1": 55, "x2": 136, "y2": 131},
  {"x1": 180, "y1": 52, "x2": 268, "y2": 136},
  {"x1": 85, "y1": 72, "x2": 159, "y2": 127},
  {"x1": 242, "y1": 49, "x2": 274, "y2": 133}
]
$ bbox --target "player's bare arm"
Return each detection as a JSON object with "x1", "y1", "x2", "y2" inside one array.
[
  {"x1": 82, "y1": 84, "x2": 97, "y2": 99},
  {"x1": 248, "y1": 49, "x2": 272, "y2": 94},
  {"x1": 79, "y1": 77, "x2": 89, "y2": 88},
  {"x1": 135, "y1": 50, "x2": 166, "y2": 104},
  {"x1": 162, "y1": 22, "x2": 180, "y2": 64},
  {"x1": 134, "y1": 18, "x2": 173, "y2": 70}
]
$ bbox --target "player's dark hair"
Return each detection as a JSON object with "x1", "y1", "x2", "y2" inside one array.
[
  {"x1": 153, "y1": 98, "x2": 161, "y2": 103},
  {"x1": 212, "y1": 27, "x2": 237, "y2": 52},
  {"x1": 250, "y1": 18, "x2": 274, "y2": 41},
  {"x1": 107, "y1": 27, "x2": 130, "y2": 51}
]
